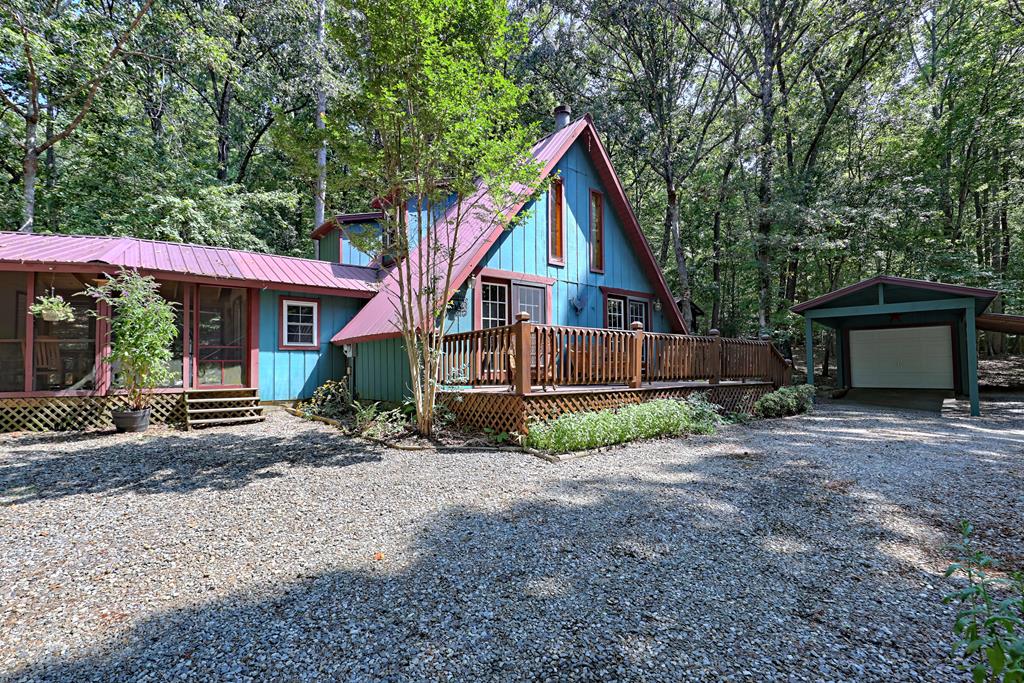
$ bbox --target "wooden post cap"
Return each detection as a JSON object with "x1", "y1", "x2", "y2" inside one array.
[
  {"x1": 709, "y1": 329, "x2": 721, "y2": 337},
  {"x1": 630, "y1": 321, "x2": 644, "y2": 330},
  {"x1": 515, "y1": 312, "x2": 531, "y2": 322}
]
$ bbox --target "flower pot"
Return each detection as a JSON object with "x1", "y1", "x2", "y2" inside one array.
[
  {"x1": 111, "y1": 407, "x2": 151, "y2": 433},
  {"x1": 42, "y1": 310, "x2": 61, "y2": 322}
]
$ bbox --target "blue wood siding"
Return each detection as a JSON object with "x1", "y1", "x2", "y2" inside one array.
[
  {"x1": 339, "y1": 223, "x2": 378, "y2": 266},
  {"x1": 353, "y1": 337, "x2": 411, "y2": 402},
  {"x1": 475, "y1": 138, "x2": 671, "y2": 332},
  {"x1": 258, "y1": 290, "x2": 363, "y2": 401}
]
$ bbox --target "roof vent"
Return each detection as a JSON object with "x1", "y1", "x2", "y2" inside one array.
[{"x1": 553, "y1": 104, "x2": 571, "y2": 131}]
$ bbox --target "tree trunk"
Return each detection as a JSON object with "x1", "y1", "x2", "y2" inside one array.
[
  {"x1": 313, "y1": 0, "x2": 327, "y2": 231},
  {"x1": 666, "y1": 177, "x2": 694, "y2": 333},
  {"x1": 755, "y1": 0, "x2": 776, "y2": 335},
  {"x1": 710, "y1": 153, "x2": 736, "y2": 332},
  {"x1": 216, "y1": 82, "x2": 233, "y2": 182},
  {"x1": 21, "y1": 119, "x2": 38, "y2": 233},
  {"x1": 44, "y1": 104, "x2": 56, "y2": 231}
]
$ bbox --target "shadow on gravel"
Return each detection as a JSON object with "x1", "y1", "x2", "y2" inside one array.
[
  {"x1": 0, "y1": 431, "x2": 381, "y2": 504},
  {"x1": 8, "y1": 446, "x2": 974, "y2": 682}
]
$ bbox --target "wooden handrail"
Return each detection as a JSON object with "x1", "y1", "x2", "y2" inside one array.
[{"x1": 438, "y1": 321, "x2": 792, "y2": 392}]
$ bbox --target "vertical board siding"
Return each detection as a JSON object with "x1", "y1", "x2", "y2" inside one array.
[
  {"x1": 258, "y1": 290, "x2": 363, "y2": 401},
  {"x1": 319, "y1": 231, "x2": 340, "y2": 262},
  {"x1": 339, "y1": 223, "x2": 377, "y2": 266},
  {"x1": 353, "y1": 337, "x2": 412, "y2": 402},
  {"x1": 478, "y1": 138, "x2": 671, "y2": 332}
]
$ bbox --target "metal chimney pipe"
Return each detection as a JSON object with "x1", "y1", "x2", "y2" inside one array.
[{"x1": 553, "y1": 104, "x2": 571, "y2": 131}]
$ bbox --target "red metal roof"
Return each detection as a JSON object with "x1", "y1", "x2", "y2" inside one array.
[
  {"x1": 330, "y1": 116, "x2": 687, "y2": 344},
  {"x1": 0, "y1": 231, "x2": 379, "y2": 297},
  {"x1": 790, "y1": 275, "x2": 998, "y2": 314}
]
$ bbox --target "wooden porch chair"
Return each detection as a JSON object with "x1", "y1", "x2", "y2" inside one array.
[{"x1": 34, "y1": 338, "x2": 62, "y2": 389}]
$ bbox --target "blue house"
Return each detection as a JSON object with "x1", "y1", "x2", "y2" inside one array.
[
  {"x1": 1, "y1": 112, "x2": 790, "y2": 433},
  {"x1": 316, "y1": 113, "x2": 687, "y2": 402}
]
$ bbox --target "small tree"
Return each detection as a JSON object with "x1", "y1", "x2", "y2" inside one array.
[
  {"x1": 84, "y1": 271, "x2": 178, "y2": 411},
  {"x1": 328, "y1": 0, "x2": 542, "y2": 436}
]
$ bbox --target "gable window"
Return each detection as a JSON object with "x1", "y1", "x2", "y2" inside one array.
[
  {"x1": 589, "y1": 189, "x2": 604, "y2": 273},
  {"x1": 280, "y1": 298, "x2": 319, "y2": 350},
  {"x1": 549, "y1": 177, "x2": 564, "y2": 265}
]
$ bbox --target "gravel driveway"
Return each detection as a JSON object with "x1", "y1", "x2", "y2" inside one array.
[{"x1": 2, "y1": 397, "x2": 1023, "y2": 682}]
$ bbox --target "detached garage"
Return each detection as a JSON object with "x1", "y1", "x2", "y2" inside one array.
[{"x1": 792, "y1": 276, "x2": 1000, "y2": 416}]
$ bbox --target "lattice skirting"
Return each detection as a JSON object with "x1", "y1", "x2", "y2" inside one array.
[
  {"x1": 439, "y1": 382, "x2": 775, "y2": 434},
  {"x1": 0, "y1": 394, "x2": 186, "y2": 433}
]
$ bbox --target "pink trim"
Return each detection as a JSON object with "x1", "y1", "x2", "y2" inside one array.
[
  {"x1": 600, "y1": 286, "x2": 654, "y2": 300},
  {"x1": 95, "y1": 301, "x2": 112, "y2": 394},
  {"x1": 589, "y1": 188, "x2": 605, "y2": 274},
  {"x1": 791, "y1": 275, "x2": 999, "y2": 313},
  {"x1": 23, "y1": 272, "x2": 33, "y2": 392},
  {"x1": 182, "y1": 285, "x2": 191, "y2": 390},
  {"x1": 475, "y1": 268, "x2": 556, "y2": 286},
  {"x1": 278, "y1": 295, "x2": 321, "y2": 351},
  {"x1": 248, "y1": 289, "x2": 260, "y2": 386}
]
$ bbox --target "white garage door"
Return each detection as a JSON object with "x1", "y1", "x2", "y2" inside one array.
[{"x1": 849, "y1": 326, "x2": 954, "y2": 389}]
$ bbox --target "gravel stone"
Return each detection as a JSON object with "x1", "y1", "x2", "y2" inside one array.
[{"x1": 2, "y1": 398, "x2": 1022, "y2": 682}]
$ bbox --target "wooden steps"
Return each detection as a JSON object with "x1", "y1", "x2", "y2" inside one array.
[{"x1": 184, "y1": 388, "x2": 264, "y2": 430}]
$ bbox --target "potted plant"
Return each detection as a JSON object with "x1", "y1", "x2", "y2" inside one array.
[
  {"x1": 83, "y1": 271, "x2": 178, "y2": 433},
  {"x1": 29, "y1": 293, "x2": 75, "y2": 322}
]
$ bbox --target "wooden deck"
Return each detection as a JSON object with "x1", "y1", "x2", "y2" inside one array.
[{"x1": 436, "y1": 316, "x2": 790, "y2": 433}]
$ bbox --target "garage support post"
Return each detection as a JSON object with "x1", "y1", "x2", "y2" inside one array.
[
  {"x1": 805, "y1": 318, "x2": 814, "y2": 387},
  {"x1": 964, "y1": 306, "x2": 980, "y2": 416}
]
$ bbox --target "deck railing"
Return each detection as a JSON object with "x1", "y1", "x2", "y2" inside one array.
[{"x1": 439, "y1": 313, "x2": 792, "y2": 394}]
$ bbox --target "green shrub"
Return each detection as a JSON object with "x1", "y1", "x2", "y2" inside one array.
[
  {"x1": 300, "y1": 379, "x2": 352, "y2": 420},
  {"x1": 752, "y1": 384, "x2": 816, "y2": 419},
  {"x1": 352, "y1": 401, "x2": 408, "y2": 441},
  {"x1": 943, "y1": 522, "x2": 1024, "y2": 682},
  {"x1": 524, "y1": 395, "x2": 721, "y2": 454},
  {"x1": 83, "y1": 271, "x2": 178, "y2": 410}
]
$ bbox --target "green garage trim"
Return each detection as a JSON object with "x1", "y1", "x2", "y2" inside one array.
[{"x1": 792, "y1": 276, "x2": 999, "y2": 417}]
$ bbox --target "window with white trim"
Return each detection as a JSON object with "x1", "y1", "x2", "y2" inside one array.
[
  {"x1": 628, "y1": 300, "x2": 648, "y2": 330},
  {"x1": 480, "y1": 283, "x2": 508, "y2": 329},
  {"x1": 282, "y1": 300, "x2": 318, "y2": 347},
  {"x1": 607, "y1": 297, "x2": 625, "y2": 330}
]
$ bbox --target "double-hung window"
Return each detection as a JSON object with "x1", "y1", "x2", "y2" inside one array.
[
  {"x1": 280, "y1": 298, "x2": 319, "y2": 350},
  {"x1": 480, "y1": 280, "x2": 547, "y2": 326}
]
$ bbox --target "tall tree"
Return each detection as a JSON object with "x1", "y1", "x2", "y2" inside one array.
[
  {"x1": 575, "y1": 0, "x2": 738, "y2": 332},
  {"x1": 328, "y1": 0, "x2": 541, "y2": 435},
  {"x1": 1, "y1": 0, "x2": 154, "y2": 232}
]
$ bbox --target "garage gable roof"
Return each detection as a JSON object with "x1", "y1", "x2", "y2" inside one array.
[{"x1": 791, "y1": 275, "x2": 998, "y2": 315}]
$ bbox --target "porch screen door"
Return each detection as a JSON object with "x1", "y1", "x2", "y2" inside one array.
[{"x1": 195, "y1": 286, "x2": 247, "y2": 387}]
